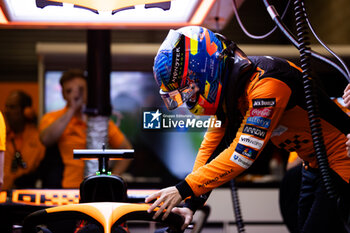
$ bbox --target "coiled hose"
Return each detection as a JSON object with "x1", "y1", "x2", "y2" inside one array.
[
  {"x1": 262, "y1": 0, "x2": 350, "y2": 81},
  {"x1": 293, "y1": 0, "x2": 336, "y2": 199},
  {"x1": 230, "y1": 179, "x2": 245, "y2": 233}
]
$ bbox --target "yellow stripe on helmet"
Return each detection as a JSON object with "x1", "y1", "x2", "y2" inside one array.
[
  {"x1": 190, "y1": 38, "x2": 198, "y2": 55},
  {"x1": 204, "y1": 80, "x2": 210, "y2": 99}
]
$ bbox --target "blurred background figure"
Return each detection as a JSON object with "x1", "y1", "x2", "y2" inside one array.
[
  {"x1": 343, "y1": 84, "x2": 350, "y2": 157},
  {"x1": 0, "y1": 111, "x2": 5, "y2": 191},
  {"x1": 39, "y1": 69, "x2": 132, "y2": 189},
  {"x1": 343, "y1": 84, "x2": 350, "y2": 109},
  {"x1": 2, "y1": 90, "x2": 45, "y2": 190}
]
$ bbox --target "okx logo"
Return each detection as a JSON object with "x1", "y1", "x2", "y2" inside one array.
[{"x1": 143, "y1": 109, "x2": 162, "y2": 129}]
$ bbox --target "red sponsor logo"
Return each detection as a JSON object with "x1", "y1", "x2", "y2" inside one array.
[{"x1": 249, "y1": 107, "x2": 273, "y2": 118}]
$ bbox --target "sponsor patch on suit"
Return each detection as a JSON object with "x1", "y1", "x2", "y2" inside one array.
[
  {"x1": 238, "y1": 135, "x2": 264, "y2": 150},
  {"x1": 252, "y1": 98, "x2": 276, "y2": 108},
  {"x1": 249, "y1": 107, "x2": 274, "y2": 118},
  {"x1": 230, "y1": 152, "x2": 253, "y2": 169},
  {"x1": 271, "y1": 125, "x2": 288, "y2": 137},
  {"x1": 246, "y1": 116, "x2": 271, "y2": 129},
  {"x1": 235, "y1": 143, "x2": 258, "y2": 160},
  {"x1": 242, "y1": 125, "x2": 267, "y2": 139}
]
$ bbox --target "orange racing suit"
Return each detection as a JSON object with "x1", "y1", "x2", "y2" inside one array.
[
  {"x1": 0, "y1": 112, "x2": 5, "y2": 152},
  {"x1": 176, "y1": 56, "x2": 350, "y2": 203}
]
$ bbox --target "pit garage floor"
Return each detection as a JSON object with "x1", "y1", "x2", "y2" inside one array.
[{"x1": 128, "y1": 225, "x2": 289, "y2": 233}]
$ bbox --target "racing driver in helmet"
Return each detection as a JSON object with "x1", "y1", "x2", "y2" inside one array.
[{"x1": 146, "y1": 26, "x2": 350, "y2": 233}]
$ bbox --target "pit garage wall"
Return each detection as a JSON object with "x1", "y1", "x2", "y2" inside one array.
[{"x1": 36, "y1": 42, "x2": 350, "y2": 117}]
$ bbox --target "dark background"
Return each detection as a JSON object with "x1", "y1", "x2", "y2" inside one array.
[{"x1": 0, "y1": 0, "x2": 349, "y2": 92}]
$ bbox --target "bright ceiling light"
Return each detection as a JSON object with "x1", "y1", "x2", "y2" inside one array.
[
  {"x1": 0, "y1": 6, "x2": 7, "y2": 23},
  {"x1": 0, "y1": 0, "x2": 239, "y2": 29},
  {"x1": 0, "y1": 0, "x2": 229, "y2": 28},
  {"x1": 5, "y1": 0, "x2": 198, "y2": 22}
]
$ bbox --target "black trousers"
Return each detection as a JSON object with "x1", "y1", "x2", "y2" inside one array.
[
  {"x1": 280, "y1": 165, "x2": 302, "y2": 233},
  {"x1": 298, "y1": 166, "x2": 350, "y2": 233}
]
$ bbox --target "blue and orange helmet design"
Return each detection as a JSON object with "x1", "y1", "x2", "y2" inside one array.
[{"x1": 153, "y1": 26, "x2": 226, "y2": 115}]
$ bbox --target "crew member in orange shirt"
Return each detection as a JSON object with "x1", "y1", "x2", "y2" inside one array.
[
  {"x1": 343, "y1": 83, "x2": 350, "y2": 157},
  {"x1": 0, "y1": 111, "x2": 6, "y2": 191},
  {"x1": 2, "y1": 90, "x2": 45, "y2": 190},
  {"x1": 39, "y1": 69, "x2": 132, "y2": 189}
]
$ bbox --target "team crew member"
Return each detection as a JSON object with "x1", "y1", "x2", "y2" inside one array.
[
  {"x1": 343, "y1": 84, "x2": 350, "y2": 157},
  {"x1": 39, "y1": 69, "x2": 132, "y2": 188},
  {"x1": 0, "y1": 112, "x2": 6, "y2": 190},
  {"x1": 145, "y1": 26, "x2": 350, "y2": 233},
  {"x1": 3, "y1": 91, "x2": 45, "y2": 189}
]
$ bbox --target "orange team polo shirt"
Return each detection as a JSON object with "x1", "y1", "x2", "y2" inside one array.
[
  {"x1": 39, "y1": 107, "x2": 126, "y2": 188},
  {"x1": 0, "y1": 112, "x2": 5, "y2": 151},
  {"x1": 3, "y1": 124, "x2": 45, "y2": 190}
]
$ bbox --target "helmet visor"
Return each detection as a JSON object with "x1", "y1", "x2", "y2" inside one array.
[{"x1": 160, "y1": 83, "x2": 199, "y2": 110}]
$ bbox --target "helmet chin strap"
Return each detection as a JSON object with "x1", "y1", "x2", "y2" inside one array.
[{"x1": 187, "y1": 91, "x2": 199, "y2": 106}]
